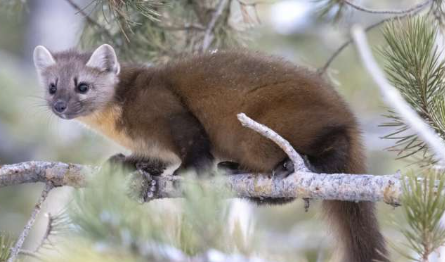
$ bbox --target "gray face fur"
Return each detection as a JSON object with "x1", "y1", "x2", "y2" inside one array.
[{"x1": 33, "y1": 44, "x2": 120, "y2": 119}]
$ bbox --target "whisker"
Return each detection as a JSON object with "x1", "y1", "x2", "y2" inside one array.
[{"x1": 24, "y1": 94, "x2": 45, "y2": 100}]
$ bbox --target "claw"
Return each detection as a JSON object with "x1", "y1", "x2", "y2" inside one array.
[
  {"x1": 273, "y1": 159, "x2": 295, "y2": 179},
  {"x1": 126, "y1": 168, "x2": 158, "y2": 203},
  {"x1": 139, "y1": 169, "x2": 158, "y2": 202},
  {"x1": 146, "y1": 178, "x2": 157, "y2": 200}
]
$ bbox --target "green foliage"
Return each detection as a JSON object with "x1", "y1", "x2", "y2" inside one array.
[
  {"x1": 79, "y1": 0, "x2": 165, "y2": 62},
  {"x1": 69, "y1": 168, "x2": 168, "y2": 251},
  {"x1": 55, "y1": 167, "x2": 255, "y2": 261},
  {"x1": 80, "y1": 0, "x2": 252, "y2": 63},
  {"x1": 379, "y1": 16, "x2": 445, "y2": 163},
  {"x1": 0, "y1": 233, "x2": 14, "y2": 262},
  {"x1": 396, "y1": 171, "x2": 445, "y2": 261},
  {"x1": 99, "y1": 0, "x2": 163, "y2": 23}
]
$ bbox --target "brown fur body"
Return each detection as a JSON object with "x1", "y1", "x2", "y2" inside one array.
[
  {"x1": 35, "y1": 47, "x2": 388, "y2": 262},
  {"x1": 80, "y1": 51, "x2": 387, "y2": 262}
]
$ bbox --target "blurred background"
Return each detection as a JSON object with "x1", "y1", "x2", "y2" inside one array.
[{"x1": 0, "y1": 0, "x2": 424, "y2": 261}]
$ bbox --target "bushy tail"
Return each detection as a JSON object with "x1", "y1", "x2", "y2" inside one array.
[
  {"x1": 307, "y1": 126, "x2": 388, "y2": 262},
  {"x1": 323, "y1": 201, "x2": 387, "y2": 262}
]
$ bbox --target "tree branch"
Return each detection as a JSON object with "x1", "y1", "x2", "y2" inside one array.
[
  {"x1": 7, "y1": 183, "x2": 54, "y2": 262},
  {"x1": 352, "y1": 25, "x2": 445, "y2": 163},
  {"x1": 0, "y1": 161, "x2": 90, "y2": 188},
  {"x1": 318, "y1": 0, "x2": 432, "y2": 75},
  {"x1": 0, "y1": 160, "x2": 403, "y2": 206}
]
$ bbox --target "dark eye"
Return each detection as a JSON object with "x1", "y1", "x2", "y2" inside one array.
[
  {"x1": 77, "y1": 83, "x2": 89, "y2": 94},
  {"x1": 48, "y1": 83, "x2": 57, "y2": 95}
]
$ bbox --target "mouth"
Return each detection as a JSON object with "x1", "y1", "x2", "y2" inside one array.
[
  {"x1": 59, "y1": 114, "x2": 75, "y2": 120},
  {"x1": 52, "y1": 110, "x2": 83, "y2": 120},
  {"x1": 54, "y1": 113, "x2": 76, "y2": 120}
]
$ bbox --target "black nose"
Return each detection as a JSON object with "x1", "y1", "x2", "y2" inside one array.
[{"x1": 53, "y1": 101, "x2": 67, "y2": 113}]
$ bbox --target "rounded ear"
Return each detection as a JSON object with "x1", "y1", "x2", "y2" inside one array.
[
  {"x1": 86, "y1": 44, "x2": 120, "y2": 74},
  {"x1": 33, "y1": 45, "x2": 56, "y2": 72}
]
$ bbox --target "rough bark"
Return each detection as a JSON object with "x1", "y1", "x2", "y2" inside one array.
[{"x1": 0, "y1": 161, "x2": 403, "y2": 206}]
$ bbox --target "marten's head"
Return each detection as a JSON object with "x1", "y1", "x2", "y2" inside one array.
[{"x1": 33, "y1": 44, "x2": 120, "y2": 119}]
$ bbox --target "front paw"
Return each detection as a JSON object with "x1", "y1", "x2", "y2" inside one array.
[
  {"x1": 272, "y1": 158, "x2": 295, "y2": 179},
  {"x1": 126, "y1": 169, "x2": 157, "y2": 203},
  {"x1": 108, "y1": 153, "x2": 127, "y2": 164}
]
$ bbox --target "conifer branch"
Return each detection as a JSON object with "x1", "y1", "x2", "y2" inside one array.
[
  {"x1": 377, "y1": 17, "x2": 445, "y2": 162},
  {"x1": 352, "y1": 25, "x2": 445, "y2": 163}
]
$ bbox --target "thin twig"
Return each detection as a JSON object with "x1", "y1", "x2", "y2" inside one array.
[
  {"x1": 318, "y1": 0, "x2": 432, "y2": 75},
  {"x1": 34, "y1": 213, "x2": 54, "y2": 253},
  {"x1": 64, "y1": 0, "x2": 113, "y2": 39},
  {"x1": 7, "y1": 183, "x2": 54, "y2": 262},
  {"x1": 344, "y1": 0, "x2": 433, "y2": 15},
  {"x1": 352, "y1": 25, "x2": 445, "y2": 163},
  {"x1": 201, "y1": 0, "x2": 230, "y2": 52}
]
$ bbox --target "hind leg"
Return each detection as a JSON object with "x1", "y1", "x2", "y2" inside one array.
[{"x1": 219, "y1": 159, "x2": 297, "y2": 205}]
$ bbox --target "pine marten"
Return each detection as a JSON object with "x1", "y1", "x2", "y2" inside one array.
[{"x1": 33, "y1": 44, "x2": 388, "y2": 262}]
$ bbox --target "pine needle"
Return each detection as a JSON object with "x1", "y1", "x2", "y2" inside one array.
[{"x1": 379, "y1": 16, "x2": 445, "y2": 164}]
